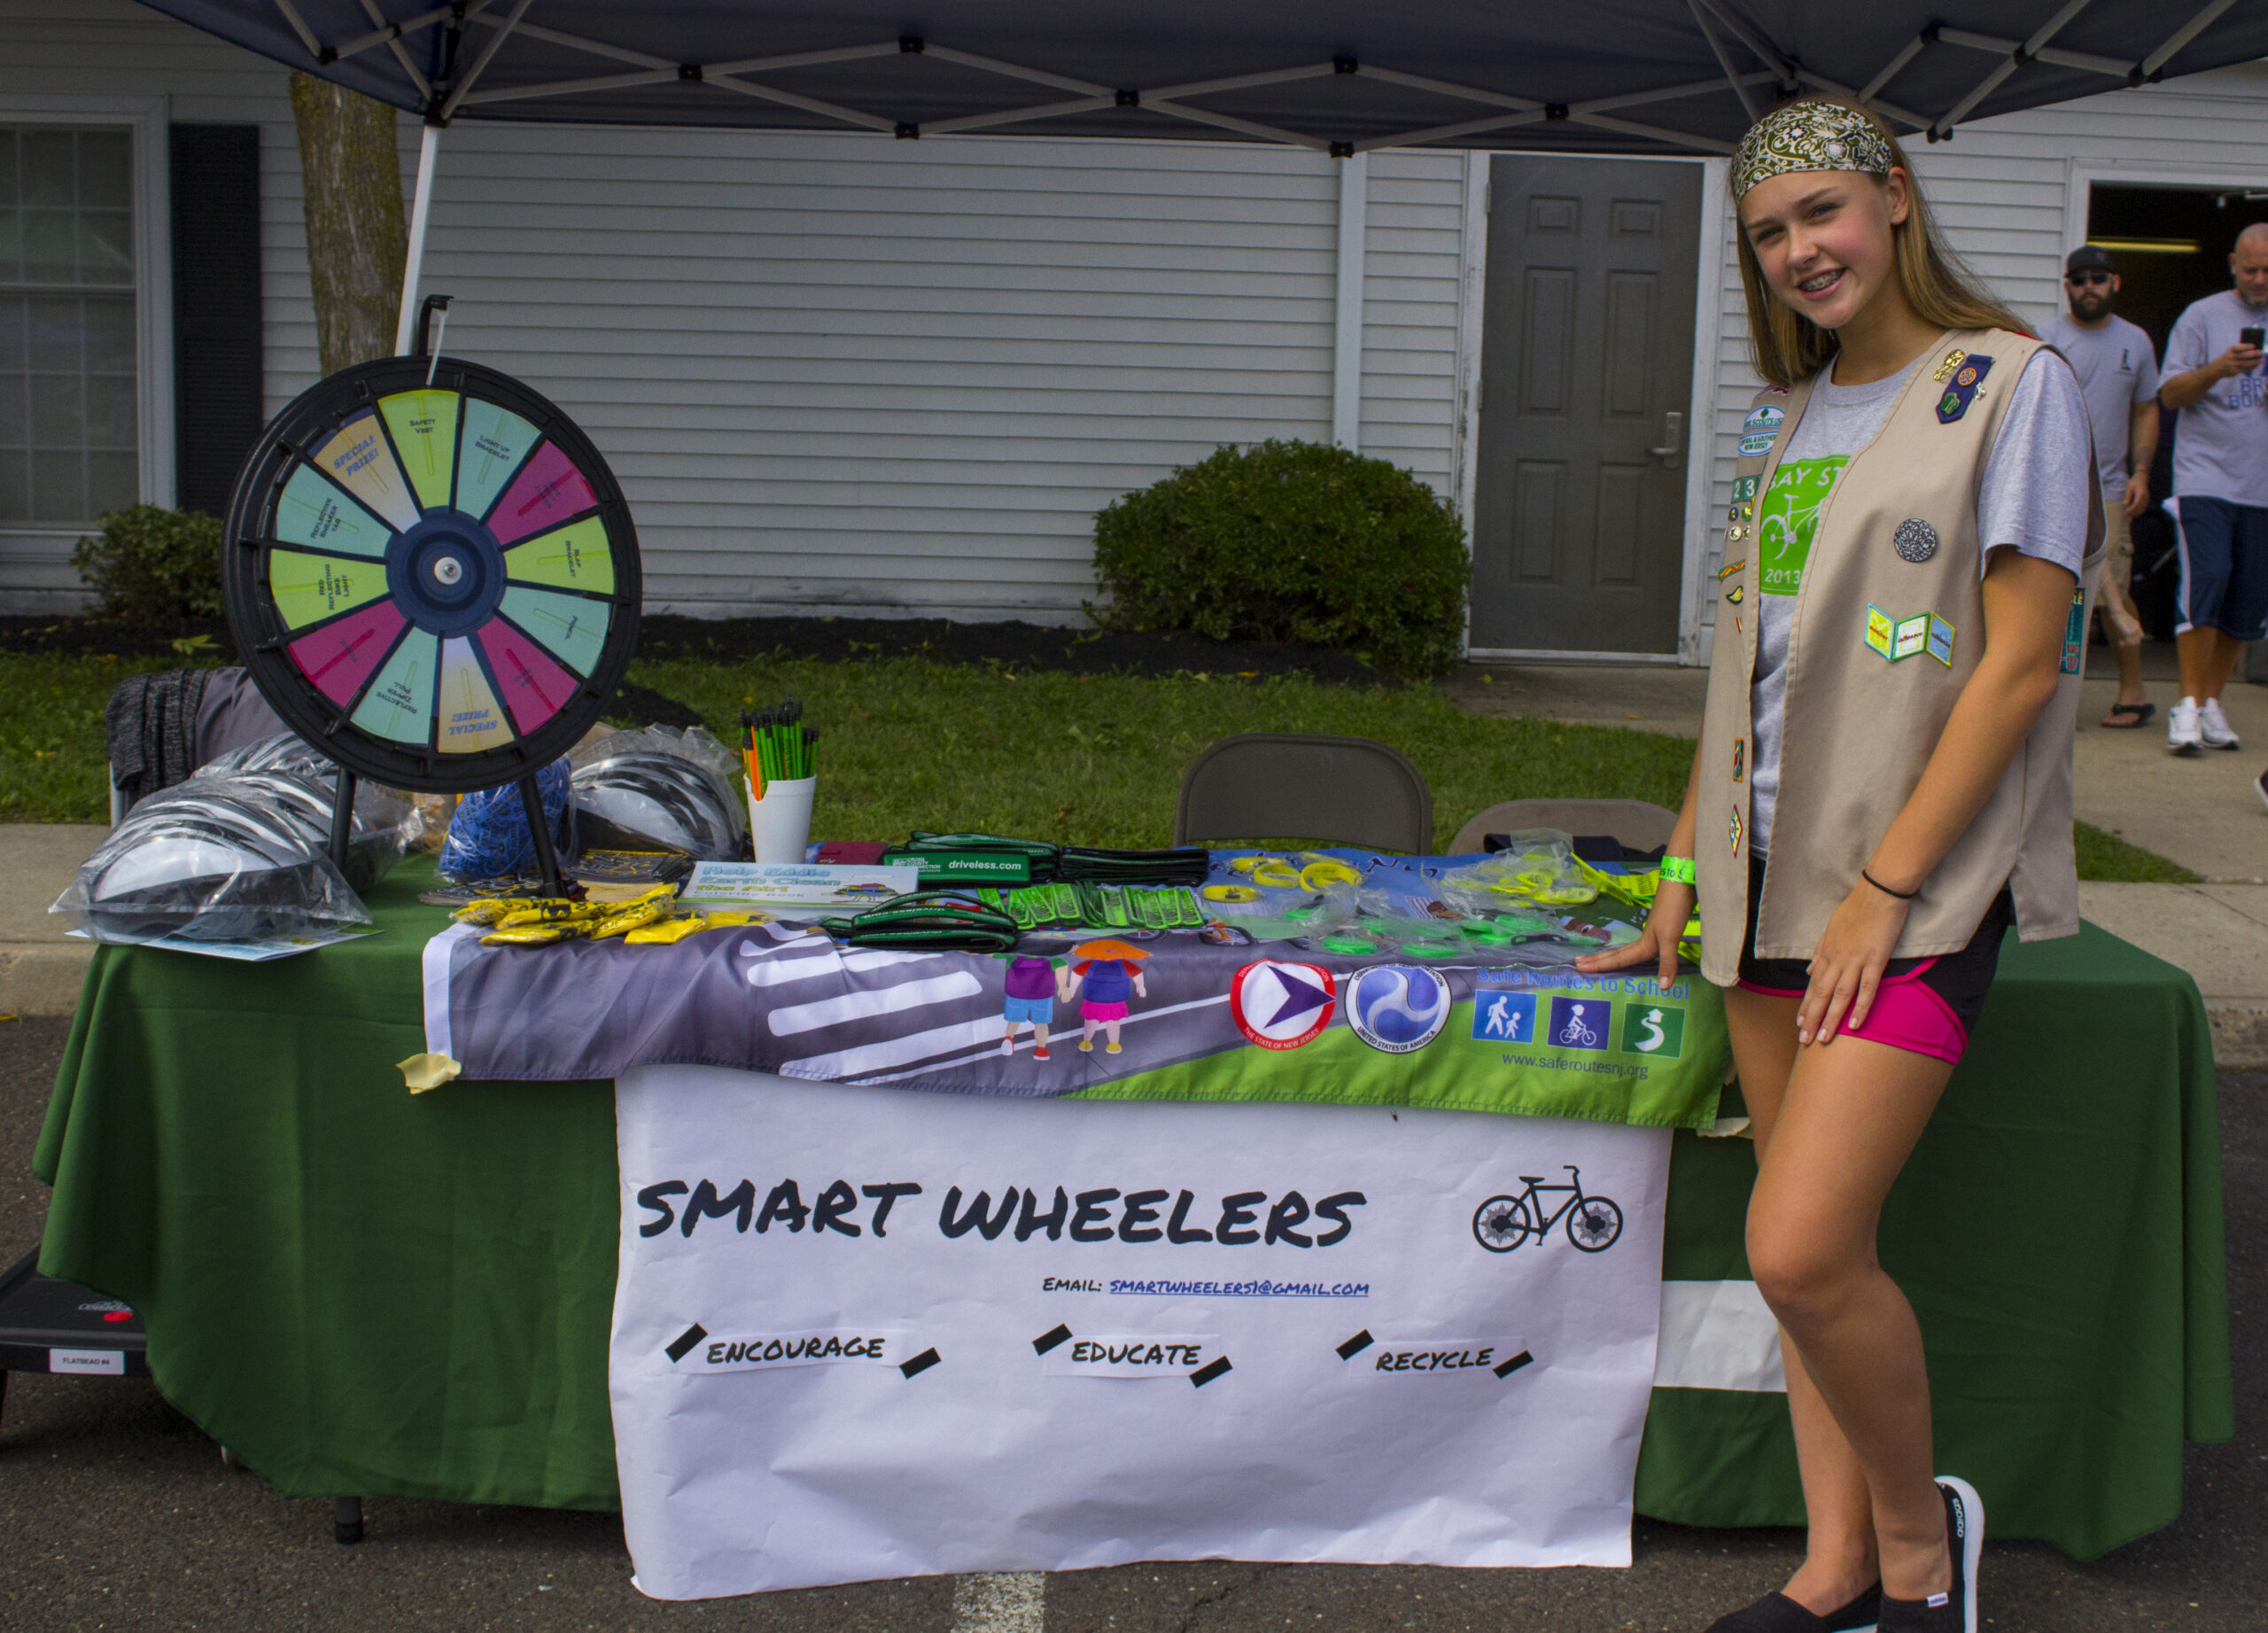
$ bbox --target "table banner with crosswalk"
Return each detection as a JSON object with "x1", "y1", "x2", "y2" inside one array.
[
  {"x1": 610, "y1": 1066, "x2": 1674, "y2": 1598},
  {"x1": 423, "y1": 903, "x2": 1727, "y2": 1129}
]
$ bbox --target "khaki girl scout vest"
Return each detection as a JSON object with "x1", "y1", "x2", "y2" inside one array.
[{"x1": 1695, "y1": 328, "x2": 2105, "y2": 989}]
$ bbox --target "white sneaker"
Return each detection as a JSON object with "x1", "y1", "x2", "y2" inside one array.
[
  {"x1": 2200, "y1": 698, "x2": 2241, "y2": 750},
  {"x1": 2168, "y1": 697, "x2": 2202, "y2": 754}
]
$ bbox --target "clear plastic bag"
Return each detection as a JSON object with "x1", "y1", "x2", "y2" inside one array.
[
  {"x1": 199, "y1": 734, "x2": 421, "y2": 890},
  {"x1": 438, "y1": 758, "x2": 575, "y2": 883},
  {"x1": 53, "y1": 782, "x2": 373, "y2": 945},
  {"x1": 571, "y1": 724, "x2": 744, "y2": 860},
  {"x1": 1438, "y1": 829, "x2": 1598, "y2": 915}
]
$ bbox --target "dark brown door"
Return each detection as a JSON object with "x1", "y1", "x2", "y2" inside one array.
[{"x1": 1469, "y1": 157, "x2": 1702, "y2": 653}]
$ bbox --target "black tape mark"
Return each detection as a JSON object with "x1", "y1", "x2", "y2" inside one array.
[
  {"x1": 1033, "y1": 1323, "x2": 1073, "y2": 1356},
  {"x1": 665, "y1": 1323, "x2": 708, "y2": 1364},
  {"x1": 1494, "y1": 1349, "x2": 1534, "y2": 1380},
  {"x1": 1336, "y1": 1329, "x2": 1375, "y2": 1360},
  {"x1": 900, "y1": 1347, "x2": 942, "y2": 1379},
  {"x1": 1190, "y1": 1356, "x2": 1233, "y2": 1388}
]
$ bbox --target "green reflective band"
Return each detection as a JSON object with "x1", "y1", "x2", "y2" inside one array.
[{"x1": 1660, "y1": 856, "x2": 1697, "y2": 885}]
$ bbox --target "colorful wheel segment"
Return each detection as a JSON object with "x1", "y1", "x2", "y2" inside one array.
[{"x1": 222, "y1": 356, "x2": 641, "y2": 794}]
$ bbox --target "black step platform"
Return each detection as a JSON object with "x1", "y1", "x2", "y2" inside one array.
[{"x1": 0, "y1": 1250, "x2": 149, "y2": 1399}]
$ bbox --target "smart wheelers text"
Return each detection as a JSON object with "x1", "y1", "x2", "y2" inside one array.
[{"x1": 607, "y1": 1070, "x2": 1671, "y2": 1598}]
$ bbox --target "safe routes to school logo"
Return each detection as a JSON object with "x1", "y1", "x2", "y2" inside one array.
[
  {"x1": 1345, "y1": 966, "x2": 1450, "y2": 1054},
  {"x1": 1229, "y1": 960, "x2": 1338, "y2": 1050}
]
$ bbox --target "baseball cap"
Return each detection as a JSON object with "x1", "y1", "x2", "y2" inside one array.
[{"x1": 2066, "y1": 245, "x2": 2116, "y2": 276}]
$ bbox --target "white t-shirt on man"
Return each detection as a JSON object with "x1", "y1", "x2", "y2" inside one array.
[
  {"x1": 2041, "y1": 313, "x2": 2157, "y2": 498},
  {"x1": 1747, "y1": 349, "x2": 2093, "y2": 854}
]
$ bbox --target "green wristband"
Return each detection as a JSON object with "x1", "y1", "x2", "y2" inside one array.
[{"x1": 1659, "y1": 856, "x2": 1696, "y2": 885}]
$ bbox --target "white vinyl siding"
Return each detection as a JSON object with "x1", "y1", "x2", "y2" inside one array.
[
  {"x1": 0, "y1": 0, "x2": 1470, "y2": 619},
  {"x1": 1694, "y1": 60, "x2": 2268, "y2": 658}
]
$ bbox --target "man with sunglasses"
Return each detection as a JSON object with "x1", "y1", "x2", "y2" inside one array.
[
  {"x1": 2159, "y1": 223, "x2": 2268, "y2": 754},
  {"x1": 2046, "y1": 245, "x2": 2161, "y2": 727}
]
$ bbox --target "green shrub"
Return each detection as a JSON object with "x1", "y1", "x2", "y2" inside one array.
[
  {"x1": 1090, "y1": 440, "x2": 1470, "y2": 678},
  {"x1": 71, "y1": 505, "x2": 225, "y2": 625}
]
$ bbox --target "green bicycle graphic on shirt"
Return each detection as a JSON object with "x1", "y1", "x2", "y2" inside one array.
[
  {"x1": 1472, "y1": 1166, "x2": 1625, "y2": 1253},
  {"x1": 1755, "y1": 455, "x2": 1845, "y2": 596}
]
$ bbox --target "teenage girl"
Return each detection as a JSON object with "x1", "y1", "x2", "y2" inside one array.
[{"x1": 1581, "y1": 97, "x2": 2099, "y2": 1633}]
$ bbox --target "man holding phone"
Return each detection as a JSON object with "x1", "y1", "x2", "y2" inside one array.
[{"x1": 2158, "y1": 222, "x2": 2268, "y2": 753}]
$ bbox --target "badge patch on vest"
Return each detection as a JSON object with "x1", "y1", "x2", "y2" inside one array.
[
  {"x1": 1732, "y1": 474, "x2": 1759, "y2": 502},
  {"x1": 1868, "y1": 605, "x2": 1956, "y2": 665},
  {"x1": 1936, "y1": 355, "x2": 1994, "y2": 423},
  {"x1": 2060, "y1": 587, "x2": 2085, "y2": 673},
  {"x1": 1732, "y1": 738, "x2": 1744, "y2": 782},
  {"x1": 1726, "y1": 584, "x2": 1744, "y2": 604},
  {"x1": 1718, "y1": 558, "x2": 1744, "y2": 581},
  {"x1": 1931, "y1": 347, "x2": 1969, "y2": 384},
  {"x1": 1893, "y1": 518, "x2": 1939, "y2": 563},
  {"x1": 1739, "y1": 405, "x2": 1785, "y2": 457},
  {"x1": 1728, "y1": 805, "x2": 1744, "y2": 857}
]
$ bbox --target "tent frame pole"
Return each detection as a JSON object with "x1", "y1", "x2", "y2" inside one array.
[
  {"x1": 393, "y1": 121, "x2": 441, "y2": 356},
  {"x1": 1331, "y1": 154, "x2": 1368, "y2": 451}
]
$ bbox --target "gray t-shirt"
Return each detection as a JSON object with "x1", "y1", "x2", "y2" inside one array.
[
  {"x1": 2041, "y1": 314, "x2": 2158, "y2": 497},
  {"x1": 2163, "y1": 288, "x2": 2268, "y2": 509},
  {"x1": 1748, "y1": 350, "x2": 2092, "y2": 854}
]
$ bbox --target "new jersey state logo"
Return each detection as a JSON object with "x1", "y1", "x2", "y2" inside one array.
[{"x1": 1229, "y1": 960, "x2": 1337, "y2": 1050}]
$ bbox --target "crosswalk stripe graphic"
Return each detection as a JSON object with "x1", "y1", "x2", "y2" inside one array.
[{"x1": 767, "y1": 972, "x2": 985, "y2": 1037}]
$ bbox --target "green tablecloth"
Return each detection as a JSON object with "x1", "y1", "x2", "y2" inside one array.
[{"x1": 35, "y1": 859, "x2": 2231, "y2": 1557}]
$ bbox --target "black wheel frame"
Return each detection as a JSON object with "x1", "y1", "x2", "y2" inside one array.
[
  {"x1": 1472, "y1": 1194, "x2": 1533, "y2": 1252},
  {"x1": 1566, "y1": 1195, "x2": 1624, "y2": 1252},
  {"x1": 221, "y1": 355, "x2": 641, "y2": 795}
]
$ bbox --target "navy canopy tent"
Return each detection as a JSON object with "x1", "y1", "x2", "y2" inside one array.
[
  {"x1": 142, "y1": 1, "x2": 2268, "y2": 154},
  {"x1": 140, "y1": 2, "x2": 2268, "y2": 346}
]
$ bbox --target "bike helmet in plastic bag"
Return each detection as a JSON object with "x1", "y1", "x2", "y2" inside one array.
[
  {"x1": 199, "y1": 734, "x2": 420, "y2": 890},
  {"x1": 571, "y1": 747, "x2": 740, "y2": 860},
  {"x1": 53, "y1": 782, "x2": 372, "y2": 945}
]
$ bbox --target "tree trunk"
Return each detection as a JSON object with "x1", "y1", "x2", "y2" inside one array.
[{"x1": 290, "y1": 72, "x2": 408, "y2": 375}]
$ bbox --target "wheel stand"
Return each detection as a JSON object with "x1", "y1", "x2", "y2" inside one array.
[{"x1": 329, "y1": 765, "x2": 563, "y2": 898}]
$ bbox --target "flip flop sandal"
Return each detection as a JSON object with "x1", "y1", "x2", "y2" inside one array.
[{"x1": 2101, "y1": 702, "x2": 2155, "y2": 728}]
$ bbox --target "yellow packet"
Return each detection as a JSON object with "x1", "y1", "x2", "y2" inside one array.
[
  {"x1": 702, "y1": 909, "x2": 773, "y2": 927},
  {"x1": 480, "y1": 922, "x2": 585, "y2": 946},
  {"x1": 626, "y1": 915, "x2": 708, "y2": 945},
  {"x1": 451, "y1": 898, "x2": 529, "y2": 926},
  {"x1": 493, "y1": 900, "x2": 607, "y2": 930},
  {"x1": 586, "y1": 899, "x2": 673, "y2": 941}
]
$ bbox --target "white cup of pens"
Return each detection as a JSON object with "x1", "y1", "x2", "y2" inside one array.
[{"x1": 742, "y1": 698, "x2": 819, "y2": 864}]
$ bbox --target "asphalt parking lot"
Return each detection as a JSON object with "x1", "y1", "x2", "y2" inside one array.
[{"x1": 0, "y1": 1017, "x2": 2255, "y2": 1632}]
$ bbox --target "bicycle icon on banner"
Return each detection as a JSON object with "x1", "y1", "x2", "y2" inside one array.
[
  {"x1": 1472, "y1": 1166, "x2": 1625, "y2": 1254},
  {"x1": 1553, "y1": 1001, "x2": 1604, "y2": 1047}
]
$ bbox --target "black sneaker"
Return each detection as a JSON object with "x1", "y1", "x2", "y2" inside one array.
[
  {"x1": 2255, "y1": 766, "x2": 2268, "y2": 814},
  {"x1": 1703, "y1": 1583, "x2": 1883, "y2": 1632},
  {"x1": 1876, "y1": 1476, "x2": 1982, "y2": 1632}
]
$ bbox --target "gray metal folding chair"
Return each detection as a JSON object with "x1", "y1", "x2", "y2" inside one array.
[
  {"x1": 1449, "y1": 798, "x2": 1677, "y2": 857},
  {"x1": 1174, "y1": 733, "x2": 1433, "y2": 854}
]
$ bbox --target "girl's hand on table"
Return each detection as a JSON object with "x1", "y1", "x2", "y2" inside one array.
[
  {"x1": 1798, "y1": 881, "x2": 1912, "y2": 1046},
  {"x1": 1574, "y1": 883, "x2": 1694, "y2": 990}
]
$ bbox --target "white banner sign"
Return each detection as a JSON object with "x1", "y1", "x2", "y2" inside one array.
[{"x1": 610, "y1": 1067, "x2": 1672, "y2": 1599}]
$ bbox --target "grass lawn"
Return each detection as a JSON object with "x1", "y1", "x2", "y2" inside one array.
[{"x1": 0, "y1": 648, "x2": 2203, "y2": 882}]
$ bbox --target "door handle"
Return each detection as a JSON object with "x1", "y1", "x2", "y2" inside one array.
[{"x1": 1649, "y1": 410, "x2": 1683, "y2": 468}]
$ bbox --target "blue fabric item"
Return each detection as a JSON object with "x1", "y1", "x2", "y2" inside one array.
[{"x1": 438, "y1": 759, "x2": 575, "y2": 883}]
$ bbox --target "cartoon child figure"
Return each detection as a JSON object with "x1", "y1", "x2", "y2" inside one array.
[
  {"x1": 1059, "y1": 937, "x2": 1152, "y2": 1055},
  {"x1": 998, "y1": 952, "x2": 1063, "y2": 1060}
]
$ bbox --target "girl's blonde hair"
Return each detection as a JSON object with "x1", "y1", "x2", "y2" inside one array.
[{"x1": 1734, "y1": 97, "x2": 2019, "y2": 385}]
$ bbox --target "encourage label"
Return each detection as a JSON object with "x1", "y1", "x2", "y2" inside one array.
[
  {"x1": 681, "y1": 1329, "x2": 909, "y2": 1373},
  {"x1": 1043, "y1": 1334, "x2": 1219, "y2": 1378}
]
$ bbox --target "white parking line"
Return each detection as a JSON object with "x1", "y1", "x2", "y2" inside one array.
[{"x1": 950, "y1": 1572, "x2": 1045, "y2": 1633}]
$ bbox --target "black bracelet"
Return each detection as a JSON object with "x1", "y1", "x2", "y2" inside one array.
[{"x1": 1861, "y1": 868, "x2": 1921, "y2": 901}]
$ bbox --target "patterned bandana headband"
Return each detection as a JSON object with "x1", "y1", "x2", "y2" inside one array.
[{"x1": 1731, "y1": 101, "x2": 1894, "y2": 198}]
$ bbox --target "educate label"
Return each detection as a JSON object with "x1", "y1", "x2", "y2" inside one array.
[{"x1": 1043, "y1": 1334, "x2": 1218, "y2": 1378}]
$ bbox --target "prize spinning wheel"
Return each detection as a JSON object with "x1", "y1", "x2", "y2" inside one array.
[{"x1": 221, "y1": 355, "x2": 640, "y2": 797}]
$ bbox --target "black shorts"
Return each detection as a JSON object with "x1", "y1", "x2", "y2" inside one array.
[{"x1": 1736, "y1": 853, "x2": 2012, "y2": 1061}]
